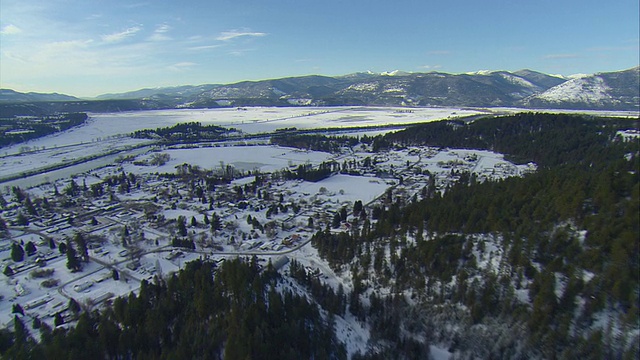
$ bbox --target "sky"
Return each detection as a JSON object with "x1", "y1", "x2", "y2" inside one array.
[{"x1": 1, "y1": 0, "x2": 638, "y2": 97}]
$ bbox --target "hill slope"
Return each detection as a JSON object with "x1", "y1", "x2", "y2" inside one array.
[
  {"x1": 0, "y1": 89, "x2": 79, "y2": 103},
  {"x1": 522, "y1": 67, "x2": 640, "y2": 110}
]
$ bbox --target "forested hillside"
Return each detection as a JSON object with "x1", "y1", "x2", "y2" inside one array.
[
  {"x1": 1, "y1": 258, "x2": 346, "y2": 359},
  {"x1": 322, "y1": 113, "x2": 640, "y2": 358},
  {"x1": 0, "y1": 113, "x2": 637, "y2": 359}
]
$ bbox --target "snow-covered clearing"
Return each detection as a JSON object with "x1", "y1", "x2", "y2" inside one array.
[
  {"x1": 0, "y1": 140, "x2": 149, "y2": 181},
  {"x1": 288, "y1": 175, "x2": 392, "y2": 205},
  {"x1": 88, "y1": 106, "x2": 481, "y2": 137},
  {"x1": 122, "y1": 145, "x2": 333, "y2": 174}
]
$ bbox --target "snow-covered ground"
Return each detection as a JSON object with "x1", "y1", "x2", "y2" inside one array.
[
  {"x1": 0, "y1": 106, "x2": 480, "y2": 185},
  {"x1": 531, "y1": 76, "x2": 612, "y2": 104},
  {"x1": 122, "y1": 145, "x2": 333, "y2": 174},
  {"x1": 87, "y1": 106, "x2": 482, "y2": 139},
  {"x1": 288, "y1": 175, "x2": 391, "y2": 205},
  {"x1": 2, "y1": 106, "x2": 635, "y2": 186},
  {"x1": 8, "y1": 105, "x2": 624, "y2": 356},
  {"x1": 0, "y1": 140, "x2": 149, "y2": 182}
]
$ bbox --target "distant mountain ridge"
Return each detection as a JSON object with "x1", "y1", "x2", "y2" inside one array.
[
  {"x1": 0, "y1": 89, "x2": 80, "y2": 103},
  {"x1": 1, "y1": 67, "x2": 638, "y2": 116},
  {"x1": 522, "y1": 67, "x2": 640, "y2": 110}
]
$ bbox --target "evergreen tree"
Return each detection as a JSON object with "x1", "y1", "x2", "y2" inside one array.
[
  {"x1": 11, "y1": 304, "x2": 24, "y2": 315},
  {"x1": 211, "y1": 213, "x2": 222, "y2": 232},
  {"x1": 15, "y1": 212, "x2": 29, "y2": 226},
  {"x1": 3, "y1": 265, "x2": 14, "y2": 276},
  {"x1": 340, "y1": 207, "x2": 348, "y2": 222},
  {"x1": 54, "y1": 313, "x2": 64, "y2": 327},
  {"x1": 23, "y1": 197, "x2": 37, "y2": 216},
  {"x1": 24, "y1": 241, "x2": 36, "y2": 256},
  {"x1": 353, "y1": 200, "x2": 363, "y2": 215},
  {"x1": 68, "y1": 299, "x2": 81, "y2": 314},
  {"x1": 332, "y1": 213, "x2": 341, "y2": 228},
  {"x1": 12, "y1": 186, "x2": 25, "y2": 203},
  {"x1": 66, "y1": 241, "x2": 81, "y2": 272},
  {"x1": 11, "y1": 243, "x2": 24, "y2": 262},
  {"x1": 74, "y1": 232, "x2": 89, "y2": 262},
  {"x1": 177, "y1": 216, "x2": 187, "y2": 237}
]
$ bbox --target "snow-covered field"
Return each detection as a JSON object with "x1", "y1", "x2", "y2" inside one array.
[
  {"x1": 122, "y1": 145, "x2": 333, "y2": 174},
  {"x1": 0, "y1": 140, "x2": 149, "y2": 181},
  {"x1": 0, "y1": 106, "x2": 479, "y2": 185},
  {"x1": 89, "y1": 106, "x2": 483, "y2": 135},
  {"x1": 290, "y1": 175, "x2": 391, "y2": 205},
  {"x1": 2, "y1": 106, "x2": 635, "y2": 186}
]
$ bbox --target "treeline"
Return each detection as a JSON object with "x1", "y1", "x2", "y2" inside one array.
[
  {"x1": 0, "y1": 258, "x2": 346, "y2": 359},
  {"x1": 0, "y1": 113, "x2": 88, "y2": 148},
  {"x1": 379, "y1": 113, "x2": 636, "y2": 167},
  {"x1": 279, "y1": 161, "x2": 338, "y2": 182},
  {"x1": 133, "y1": 122, "x2": 234, "y2": 142},
  {"x1": 271, "y1": 133, "x2": 373, "y2": 153}
]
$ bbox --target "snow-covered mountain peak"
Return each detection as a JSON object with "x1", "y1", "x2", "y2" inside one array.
[
  {"x1": 498, "y1": 73, "x2": 539, "y2": 89},
  {"x1": 529, "y1": 76, "x2": 612, "y2": 104},
  {"x1": 380, "y1": 70, "x2": 411, "y2": 76},
  {"x1": 465, "y1": 70, "x2": 495, "y2": 76}
]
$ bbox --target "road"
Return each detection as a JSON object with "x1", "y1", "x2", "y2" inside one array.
[{"x1": 4, "y1": 117, "x2": 446, "y2": 310}]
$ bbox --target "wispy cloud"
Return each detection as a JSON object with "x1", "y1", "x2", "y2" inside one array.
[
  {"x1": 168, "y1": 62, "x2": 196, "y2": 71},
  {"x1": 418, "y1": 64, "x2": 442, "y2": 70},
  {"x1": 227, "y1": 49, "x2": 256, "y2": 57},
  {"x1": 216, "y1": 29, "x2": 267, "y2": 41},
  {"x1": 1, "y1": 24, "x2": 22, "y2": 35},
  {"x1": 543, "y1": 53, "x2": 579, "y2": 59},
  {"x1": 101, "y1": 26, "x2": 142, "y2": 43},
  {"x1": 149, "y1": 24, "x2": 171, "y2": 41},
  {"x1": 188, "y1": 44, "x2": 221, "y2": 51},
  {"x1": 156, "y1": 24, "x2": 171, "y2": 33}
]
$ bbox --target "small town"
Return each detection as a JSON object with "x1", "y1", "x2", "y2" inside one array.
[{"x1": 0, "y1": 138, "x2": 535, "y2": 332}]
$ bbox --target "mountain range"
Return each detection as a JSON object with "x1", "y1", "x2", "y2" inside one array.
[{"x1": 1, "y1": 67, "x2": 638, "y2": 116}]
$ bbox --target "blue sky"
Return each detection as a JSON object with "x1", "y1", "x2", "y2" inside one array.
[{"x1": 1, "y1": 0, "x2": 638, "y2": 97}]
